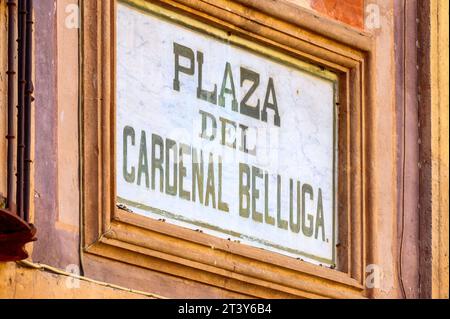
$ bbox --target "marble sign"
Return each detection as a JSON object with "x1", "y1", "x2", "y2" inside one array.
[{"x1": 116, "y1": 1, "x2": 338, "y2": 266}]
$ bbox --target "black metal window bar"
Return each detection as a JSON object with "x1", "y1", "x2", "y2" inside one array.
[{"x1": 0, "y1": 0, "x2": 36, "y2": 262}]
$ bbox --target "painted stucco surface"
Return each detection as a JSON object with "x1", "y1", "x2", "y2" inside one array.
[
  {"x1": 0, "y1": 262, "x2": 154, "y2": 299},
  {"x1": 286, "y1": 0, "x2": 364, "y2": 28},
  {"x1": 430, "y1": 0, "x2": 449, "y2": 299}
]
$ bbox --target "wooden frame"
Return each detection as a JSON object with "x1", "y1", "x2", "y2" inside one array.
[{"x1": 81, "y1": 0, "x2": 373, "y2": 298}]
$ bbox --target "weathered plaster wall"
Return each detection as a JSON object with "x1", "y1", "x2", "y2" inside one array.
[
  {"x1": 286, "y1": 0, "x2": 364, "y2": 29},
  {"x1": 0, "y1": 0, "x2": 7, "y2": 201},
  {"x1": 417, "y1": 0, "x2": 449, "y2": 300},
  {"x1": 1, "y1": 0, "x2": 447, "y2": 300},
  {"x1": 32, "y1": 0, "x2": 80, "y2": 269},
  {"x1": 430, "y1": 0, "x2": 449, "y2": 299},
  {"x1": 367, "y1": 0, "x2": 401, "y2": 299},
  {"x1": 56, "y1": 0, "x2": 80, "y2": 235},
  {"x1": 0, "y1": 262, "x2": 154, "y2": 299},
  {"x1": 394, "y1": 0, "x2": 421, "y2": 299}
]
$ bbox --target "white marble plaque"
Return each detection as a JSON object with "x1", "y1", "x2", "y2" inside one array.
[{"x1": 116, "y1": 2, "x2": 338, "y2": 265}]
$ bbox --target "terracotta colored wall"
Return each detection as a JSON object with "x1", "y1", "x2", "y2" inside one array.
[{"x1": 286, "y1": 0, "x2": 365, "y2": 28}]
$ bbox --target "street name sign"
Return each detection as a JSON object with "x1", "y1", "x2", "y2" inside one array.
[{"x1": 116, "y1": 1, "x2": 338, "y2": 265}]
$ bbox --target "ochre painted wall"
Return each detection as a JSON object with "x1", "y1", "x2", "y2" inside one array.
[
  {"x1": 430, "y1": 0, "x2": 449, "y2": 299},
  {"x1": 0, "y1": 262, "x2": 155, "y2": 299}
]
